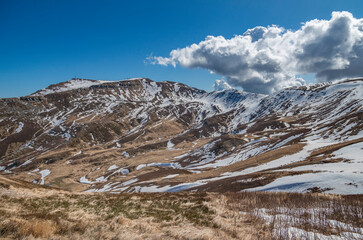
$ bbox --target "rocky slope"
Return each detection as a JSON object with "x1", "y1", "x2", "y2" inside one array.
[{"x1": 0, "y1": 77, "x2": 362, "y2": 194}]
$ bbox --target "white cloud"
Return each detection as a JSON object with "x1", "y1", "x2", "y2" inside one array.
[
  {"x1": 149, "y1": 11, "x2": 363, "y2": 94},
  {"x1": 213, "y1": 79, "x2": 232, "y2": 91}
]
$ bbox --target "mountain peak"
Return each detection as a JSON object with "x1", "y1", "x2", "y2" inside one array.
[{"x1": 31, "y1": 78, "x2": 115, "y2": 96}]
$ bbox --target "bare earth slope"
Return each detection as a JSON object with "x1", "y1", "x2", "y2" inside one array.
[{"x1": 0, "y1": 77, "x2": 362, "y2": 194}]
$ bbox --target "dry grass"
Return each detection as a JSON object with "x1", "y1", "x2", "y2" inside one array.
[
  {"x1": 1, "y1": 218, "x2": 59, "y2": 238},
  {"x1": 0, "y1": 189, "x2": 223, "y2": 240},
  {"x1": 0, "y1": 179, "x2": 362, "y2": 240}
]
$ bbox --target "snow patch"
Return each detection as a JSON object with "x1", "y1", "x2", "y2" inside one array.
[
  {"x1": 39, "y1": 169, "x2": 51, "y2": 185},
  {"x1": 108, "y1": 165, "x2": 119, "y2": 171},
  {"x1": 15, "y1": 122, "x2": 23, "y2": 133},
  {"x1": 33, "y1": 79, "x2": 113, "y2": 96},
  {"x1": 136, "y1": 162, "x2": 181, "y2": 170},
  {"x1": 167, "y1": 141, "x2": 175, "y2": 150},
  {"x1": 80, "y1": 176, "x2": 93, "y2": 184},
  {"x1": 162, "y1": 174, "x2": 179, "y2": 179}
]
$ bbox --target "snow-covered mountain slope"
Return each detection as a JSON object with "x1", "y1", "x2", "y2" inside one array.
[
  {"x1": 31, "y1": 78, "x2": 113, "y2": 96},
  {"x1": 0, "y1": 77, "x2": 362, "y2": 194}
]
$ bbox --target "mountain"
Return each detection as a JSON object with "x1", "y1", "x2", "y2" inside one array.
[{"x1": 0, "y1": 77, "x2": 362, "y2": 194}]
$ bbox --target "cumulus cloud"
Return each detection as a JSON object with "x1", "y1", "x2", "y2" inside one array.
[
  {"x1": 149, "y1": 11, "x2": 363, "y2": 94},
  {"x1": 213, "y1": 79, "x2": 232, "y2": 91}
]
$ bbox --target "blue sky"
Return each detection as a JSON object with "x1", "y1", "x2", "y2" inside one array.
[{"x1": 0, "y1": 0, "x2": 362, "y2": 97}]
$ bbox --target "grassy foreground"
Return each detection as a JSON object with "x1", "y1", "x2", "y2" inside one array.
[{"x1": 0, "y1": 176, "x2": 362, "y2": 240}]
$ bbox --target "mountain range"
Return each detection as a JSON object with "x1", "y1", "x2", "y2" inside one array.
[{"x1": 0, "y1": 77, "x2": 362, "y2": 194}]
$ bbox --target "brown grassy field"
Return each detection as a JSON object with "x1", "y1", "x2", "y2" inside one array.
[{"x1": 0, "y1": 176, "x2": 362, "y2": 240}]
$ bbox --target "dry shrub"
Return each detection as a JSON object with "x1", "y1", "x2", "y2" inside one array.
[
  {"x1": 0, "y1": 218, "x2": 20, "y2": 236},
  {"x1": 133, "y1": 218, "x2": 157, "y2": 234},
  {"x1": 19, "y1": 219, "x2": 59, "y2": 238},
  {"x1": 55, "y1": 219, "x2": 88, "y2": 235},
  {"x1": 0, "y1": 218, "x2": 58, "y2": 238},
  {"x1": 115, "y1": 215, "x2": 130, "y2": 225}
]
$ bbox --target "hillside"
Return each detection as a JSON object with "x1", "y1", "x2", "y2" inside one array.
[{"x1": 0, "y1": 77, "x2": 362, "y2": 194}]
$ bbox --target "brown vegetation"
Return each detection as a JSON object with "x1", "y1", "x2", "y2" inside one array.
[{"x1": 0, "y1": 177, "x2": 361, "y2": 240}]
